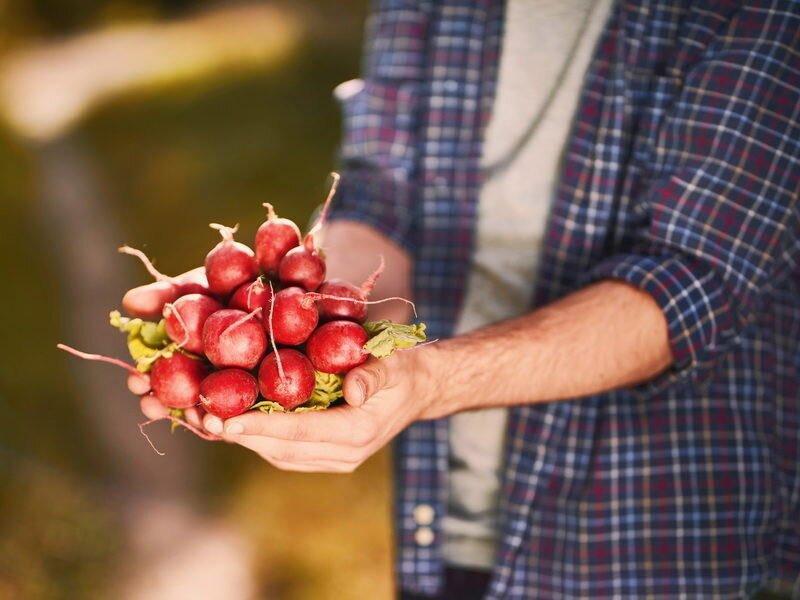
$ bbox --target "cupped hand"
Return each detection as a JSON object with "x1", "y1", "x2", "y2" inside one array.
[{"x1": 200, "y1": 349, "x2": 433, "y2": 472}]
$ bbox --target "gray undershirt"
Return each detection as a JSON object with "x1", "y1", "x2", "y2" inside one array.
[{"x1": 444, "y1": 0, "x2": 613, "y2": 570}]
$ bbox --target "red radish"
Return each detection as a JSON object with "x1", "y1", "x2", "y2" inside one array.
[
  {"x1": 268, "y1": 286, "x2": 318, "y2": 346},
  {"x1": 163, "y1": 293, "x2": 222, "y2": 354},
  {"x1": 276, "y1": 173, "x2": 340, "y2": 292},
  {"x1": 228, "y1": 278, "x2": 272, "y2": 314},
  {"x1": 258, "y1": 349, "x2": 315, "y2": 410},
  {"x1": 150, "y1": 352, "x2": 209, "y2": 409},
  {"x1": 315, "y1": 279, "x2": 368, "y2": 322},
  {"x1": 278, "y1": 235, "x2": 326, "y2": 291},
  {"x1": 199, "y1": 369, "x2": 258, "y2": 419},
  {"x1": 315, "y1": 256, "x2": 384, "y2": 322},
  {"x1": 254, "y1": 203, "x2": 301, "y2": 276},
  {"x1": 203, "y1": 308, "x2": 267, "y2": 369},
  {"x1": 204, "y1": 224, "x2": 259, "y2": 297},
  {"x1": 305, "y1": 320, "x2": 368, "y2": 374}
]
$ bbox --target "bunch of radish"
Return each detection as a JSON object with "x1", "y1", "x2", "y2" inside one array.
[{"x1": 58, "y1": 173, "x2": 426, "y2": 443}]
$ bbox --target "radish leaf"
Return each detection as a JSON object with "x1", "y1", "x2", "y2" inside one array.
[{"x1": 363, "y1": 320, "x2": 427, "y2": 358}]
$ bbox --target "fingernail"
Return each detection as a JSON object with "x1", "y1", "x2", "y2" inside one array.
[
  {"x1": 205, "y1": 417, "x2": 222, "y2": 434},
  {"x1": 226, "y1": 422, "x2": 243, "y2": 435}
]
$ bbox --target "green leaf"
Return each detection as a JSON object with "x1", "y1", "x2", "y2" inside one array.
[
  {"x1": 169, "y1": 408, "x2": 185, "y2": 433},
  {"x1": 363, "y1": 320, "x2": 427, "y2": 359},
  {"x1": 251, "y1": 400, "x2": 287, "y2": 414},
  {"x1": 308, "y1": 371, "x2": 344, "y2": 407},
  {"x1": 109, "y1": 310, "x2": 170, "y2": 367}
]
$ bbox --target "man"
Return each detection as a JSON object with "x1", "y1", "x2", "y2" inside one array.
[{"x1": 129, "y1": 0, "x2": 800, "y2": 598}]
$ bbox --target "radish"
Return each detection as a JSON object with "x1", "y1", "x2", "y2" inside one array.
[
  {"x1": 268, "y1": 286, "x2": 318, "y2": 346},
  {"x1": 254, "y1": 203, "x2": 301, "y2": 276},
  {"x1": 278, "y1": 235, "x2": 326, "y2": 292},
  {"x1": 257, "y1": 349, "x2": 315, "y2": 410},
  {"x1": 204, "y1": 224, "x2": 259, "y2": 297},
  {"x1": 150, "y1": 351, "x2": 209, "y2": 409},
  {"x1": 202, "y1": 308, "x2": 267, "y2": 369},
  {"x1": 228, "y1": 278, "x2": 272, "y2": 314},
  {"x1": 276, "y1": 173, "x2": 340, "y2": 292},
  {"x1": 163, "y1": 293, "x2": 222, "y2": 354},
  {"x1": 199, "y1": 369, "x2": 258, "y2": 419},
  {"x1": 316, "y1": 256, "x2": 384, "y2": 323},
  {"x1": 305, "y1": 320, "x2": 368, "y2": 374},
  {"x1": 315, "y1": 279, "x2": 367, "y2": 322}
]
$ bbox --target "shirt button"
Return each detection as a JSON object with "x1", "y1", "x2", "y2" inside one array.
[
  {"x1": 413, "y1": 504, "x2": 435, "y2": 525},
  {"x1": 414, "y1": 527, "x2": 434, "y2": 547}
]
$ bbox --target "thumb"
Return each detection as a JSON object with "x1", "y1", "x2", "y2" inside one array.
[{"x1": 343, "y1": 358, "x2": 391, "y2": 407}]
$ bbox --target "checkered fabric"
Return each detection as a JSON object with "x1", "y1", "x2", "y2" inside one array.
[{"x1": 329, "y1": 1, "x2": 800, "y2": 598}]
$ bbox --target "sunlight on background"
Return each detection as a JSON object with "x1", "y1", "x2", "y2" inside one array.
[
  {"x1": 0, "y1": 2, "x2": 394, "y2": 599},
  {"x1": 0, "y1": 3, "x2": 300, "y2": 140}
]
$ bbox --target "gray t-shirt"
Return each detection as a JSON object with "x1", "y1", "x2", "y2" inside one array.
[{"x1": 444, "y1": 0, "x2": 613, "y2": 570}]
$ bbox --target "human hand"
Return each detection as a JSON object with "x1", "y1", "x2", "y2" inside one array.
[{"x1": 200, "y1": 347, "x2": 435, "y2": 472}]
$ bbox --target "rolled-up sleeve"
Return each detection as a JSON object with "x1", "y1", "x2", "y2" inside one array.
[
  {"x1": 328, "y1": 0, "x2": 432, "y2": 253},
  {"x1": 586, "y1": 16, "x2": 800, "y2": 383}
]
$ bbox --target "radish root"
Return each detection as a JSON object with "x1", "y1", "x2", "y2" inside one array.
[
  {"x1": 57, "y1": 343, "x2": 142, "y2": 376},
  {"x1": 163, "y1": 303, "x2": 191, "y2": 349},
  {"x1": 138, "y1": 414, "x2": 222, "y2": 456},
  {"x1": 220, "y1": 307, "x2": 262, "y2": 340},
  {"x1": 266, "y1": 282, "x2": 286, "y2": 381},
  {"x1": 304, "y1": 293, "x2": 417, "y2": 318}
]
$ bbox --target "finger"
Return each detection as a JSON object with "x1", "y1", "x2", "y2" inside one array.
[
  {"x1": 214, "y1": 407, "x2": 373, "y2": 446},
  {"x1": 230, "y1": 434, "x2": 365, "y2": 466},
  {"x1": 122, "y1": 280, "x2": 180, "y2": 318},
  {"x1": 343, "y1": 356, "x2": 395, "y2": 407},
  {"x1": 267, "y1": 458, "x2": 360, "y2": 473},
  {"x1": 140, "y1": 394, "x2": 169, "y2": 420},
  {"x1": 173, "y1": 267, "x2": 208, "y2": 293},
  {"x1": 184, "y1": 405, "x2": 205, "y2": 428},
  {"x1": 127, "y1": 372, "x2": 151, "y2": 395}
]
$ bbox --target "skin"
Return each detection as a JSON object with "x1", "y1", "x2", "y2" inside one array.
[{"x1": 128, "y1": 220, "x2": 672, "y2": 472}]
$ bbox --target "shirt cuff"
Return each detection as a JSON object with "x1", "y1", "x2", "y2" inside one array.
[{"x1": 584, "y1": 252, "x2": 743, "y2": 391}]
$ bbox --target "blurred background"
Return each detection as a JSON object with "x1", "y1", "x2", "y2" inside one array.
[{"x1": 0, "y1": 1, "x2": 396, "y2": 599}]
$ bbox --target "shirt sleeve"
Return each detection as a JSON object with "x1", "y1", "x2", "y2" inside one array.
[
  {"x1": 327, "y1": 0, "x2": 433, "y2": 253},
  {"x1": 586, "y1": 8, "x2": 800, "y2": 384}
]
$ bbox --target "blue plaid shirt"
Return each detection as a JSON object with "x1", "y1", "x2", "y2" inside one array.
[{"x1": 329, "y1": 1, "x2": 800, "y2": 597}]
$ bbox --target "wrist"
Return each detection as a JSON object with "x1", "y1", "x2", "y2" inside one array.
[{"x1": 409, "y1": 341, "x2": 456, "y2": 421}]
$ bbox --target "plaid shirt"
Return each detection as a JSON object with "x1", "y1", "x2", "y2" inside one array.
[{"x1": 329, "y1": 1, "x2": 800, "y2": 598}]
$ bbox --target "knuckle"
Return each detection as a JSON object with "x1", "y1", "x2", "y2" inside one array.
[
  {"x1": 289, "y1": 422, "x2": 308, "y2": 441},
  {"x1": 363, "y1": 365, "x2": 387, "y2": 396},
  {"x1": 277, "y1": 450, "x2": 296, "y2": 462}
]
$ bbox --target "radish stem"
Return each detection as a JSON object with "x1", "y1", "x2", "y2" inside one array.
[
  {"x1": 307, "y1": 172, "x2": 340, "y2": 238},
  {"x1": 118, "y1": 245, "x2": 169, "y2": 282}
]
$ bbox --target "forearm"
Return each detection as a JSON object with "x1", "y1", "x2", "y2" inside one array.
[
  {"x1": 319, "y1": 219, "x2": 413, "y2": 323},
  {"x1": 419, "y1": 280, "x2": 673, "y2": 419}
]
